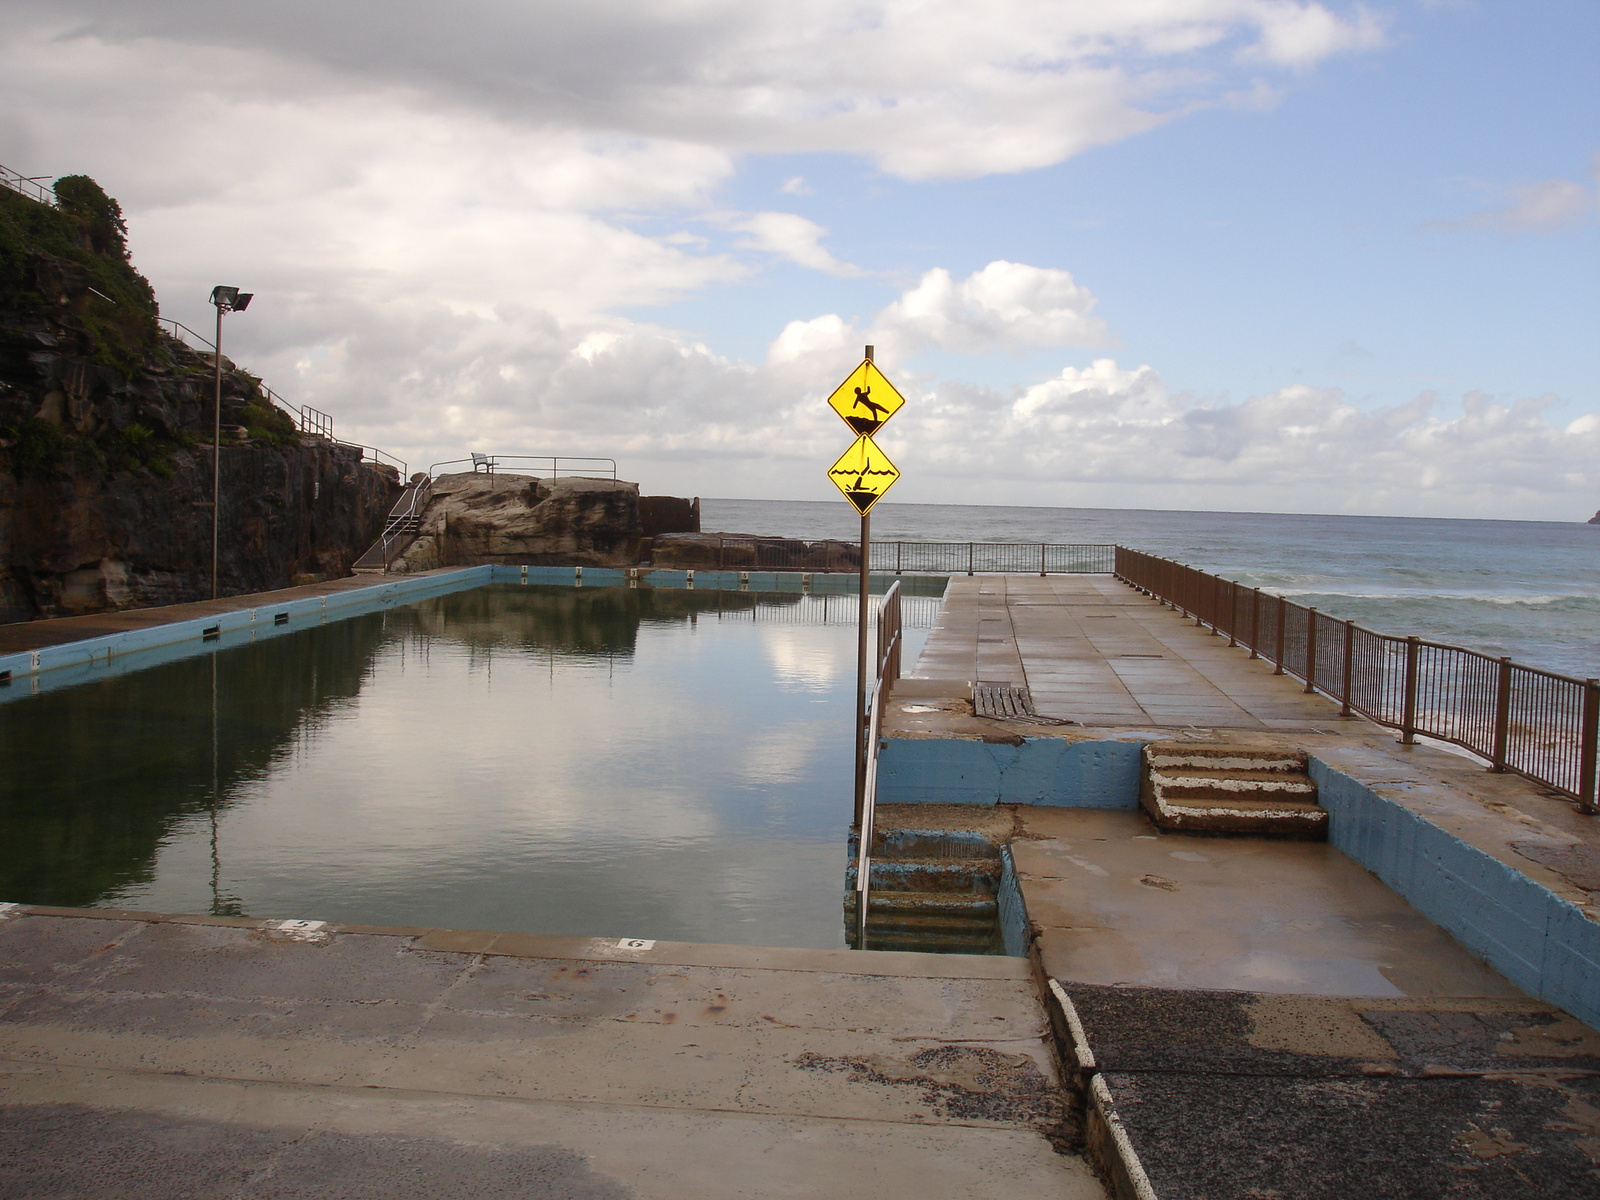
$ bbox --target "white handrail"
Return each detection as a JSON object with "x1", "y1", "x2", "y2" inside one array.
[{"x1": 854, "y1": 580, "x2": 901, "y2": 948}]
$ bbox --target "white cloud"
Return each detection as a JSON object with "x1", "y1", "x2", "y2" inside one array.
[
  {"x1": 779, "y1": 176, "x2": 813, "y2": 196},
  {"x1": 1434, "y1": 157, "x2": 1600, "y2": 235},
  {"x1": 256, "y1": 272, "x2": 1592, "y2": 521},
  {"x1": 872, "y1": 261, "x2": 1113, "y2": 355},
  {"x1": 711, "y1": 211, "x2": 864, "y2": 276},
  {"x1": 0, "y1": 2, "x2": 1388, "y2": 182},
  {"x1": 1246, "y1": 2, "x2": 1385, "y2": 66}
]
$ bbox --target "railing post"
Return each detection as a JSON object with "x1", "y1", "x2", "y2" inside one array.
[
  {"x1": 1491, "y1": 657, "x2": 1512, "y2": 772},
  {"x1": 1400, "y1": 636, "x2": 1420, "y2": 745},
  {"x1": 896, "y1": 541, "x2": 902, "y2": 575},
  {"x1": 1040, "y1": 543, "x2": 1046, "y2": 577},
  {"x1": 1580, "y1": 679, "x2": 1599, "y2": 815},
  {"x1": 1227, "y1": 581, "x2": 1237, "y2": 647},
  {"x1": 1249, "y1": 588, "x2": 1260, "y2": 660},
  {"x1": 1340, "y1": 621, "x2": 1354, "y2": 716},
  {"x1": 1304, "y1": 608, "x2": 1317, "y2": 693},
  {"x1": 967, "y1": 543, "x2": 974, "y2": 576},
  {"x1": 1273, "y1": 595, "x2": 1286, "y2": 675}
]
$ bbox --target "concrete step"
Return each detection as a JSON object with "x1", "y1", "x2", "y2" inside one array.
[
  {"x1": 1141, "y1": 741, "x2": 1325, "y2": 839},
  {"x1": 869, "y1": 829, "x2": 1002, "y2": 860},
  {"x1": 1145, "y1": 742, "x2": 1307, "y2": 773},
  {"x1": 845, "y1": 891, "x2": 1000, "y2": 920},
  {"x1": 1149, "y1": 768, "x2": 1318, "y2": 799},
  {"x1": 846, "y1": 858, "x2": 1000, "y2": 894},
  {"x1": 849, "y1": 927, "x2": 1004, "y2": 954}
]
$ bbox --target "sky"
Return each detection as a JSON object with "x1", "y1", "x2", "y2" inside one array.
[{"x1": 1, "y1": 0, "x2": 1595, "y2": 520}]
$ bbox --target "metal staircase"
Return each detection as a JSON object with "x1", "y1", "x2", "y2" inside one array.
[{"x1": 352, "y1": 480, "x2": 431, "y2": 573}]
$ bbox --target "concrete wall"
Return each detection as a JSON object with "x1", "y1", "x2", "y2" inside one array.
[
  {"x1": 1312, "y1": 760, "x2": 1600, "y2": 1031},
  {"x1": 876, "y1": 735, "x2": 1143, "y2": 808}
]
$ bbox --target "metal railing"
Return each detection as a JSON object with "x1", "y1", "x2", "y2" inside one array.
[
  {"x1": 353, "y1": 479, "x2": 433, "y2": 570},
  {"x1": 665, "y1": 538, "x2": 1116, "y2": 574},
  {"x1": 429, "y1": 455, "x2": 618, "y2": 481},
  {"x1": 300, "y1": 405, "x2": 334, "y2": 440},
  {"x1": 0, "y1": 164, "x2": 54, "y2": 206},
  {"x1": 156, "y1": 318, "x2": 406, "y2": 476},
  {"x1": 876, "y1": 541, "x2": 1115, "y2": 575},
  {"x1": 1114, "y1": 547, "x2": 1600, "y2": 813},
  {"x1": 855, "y1": 580, "x2": 903, "y2": 943}
]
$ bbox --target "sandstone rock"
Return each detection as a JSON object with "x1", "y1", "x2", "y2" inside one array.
[
  {"x1": 390, "y1": 473, "x2": 642, "y2": 571},
  {"x1": 649, "y1": 532, "x2": 860, "y2": 571}
]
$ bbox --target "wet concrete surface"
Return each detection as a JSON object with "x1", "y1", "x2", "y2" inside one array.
[
  {"x1": 1065, "y1": 982, "x2": 1600, "y2": 1198},
  {"x1": 1014, "y1": 807, "x2": 1525, "y2": 998},
  {"x1": 0, "y1": 909, "x2": 1108, "y2": 1200}
]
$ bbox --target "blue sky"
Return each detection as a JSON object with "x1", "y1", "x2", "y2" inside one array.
[{"x1": 2, "y1": 1, "x2": 1596, "y2": 518}]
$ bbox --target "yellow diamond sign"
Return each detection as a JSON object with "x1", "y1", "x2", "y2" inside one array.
[
  {"x1": 827, "y1": 435, "x2": 900, "y2": 515},
  {"x1": 826, "y1": 360, "x2": 906, "y2": 437}
]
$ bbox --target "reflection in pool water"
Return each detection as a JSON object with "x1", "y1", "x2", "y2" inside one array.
[{"x1": 0, "y1": 584, "x2": 936, "y2": 949}]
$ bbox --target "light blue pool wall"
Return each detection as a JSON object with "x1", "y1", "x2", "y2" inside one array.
[
  {"x1": 0, "y1": 565, "x2": 921, "y2": 699},
  {"x1": 1311, "y1": 760, "x2": 1600, "y2": 1032},
  {"x1": 876, "y1": 736, "x2": 1144, "y2": 808},
  {"x1": 879, "y1": 731, "x2": 1600, "y2": 1029}
]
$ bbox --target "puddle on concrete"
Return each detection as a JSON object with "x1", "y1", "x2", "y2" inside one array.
[{"x1": 0, "y1": 583, "x2": 935, "y2": 949}]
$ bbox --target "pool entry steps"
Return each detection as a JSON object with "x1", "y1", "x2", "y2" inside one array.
[
  {"x1": 844, "y1": 806, "x2": 1012, "y2": 955},
  {"x1": 1139, "y1": 740, "x2": 1325, "y2": 837}
]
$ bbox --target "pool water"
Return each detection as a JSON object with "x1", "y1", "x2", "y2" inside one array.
[{"x1": 0, "y1": 583, "x2": 933, "y2": 949}]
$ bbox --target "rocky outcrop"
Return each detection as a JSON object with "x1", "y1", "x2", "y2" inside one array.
[
  {"x1": 648, "y1": 532, "x2": 861, "y2": 571},
  {"x1": 389, "y1": 473, "x2": 643, "y2": 571},
  {"x1": 0, "y1": 175, "x2": 399, "y2": 621},
  {"x1": 1589, "y1": 510, "x2": 1599, "y2": 526},
  {"x1": 639, "y1": 495, "x2": 699, "y2": 537},
  {"x1": 3, "y1": 438, "x2": 395, "y2": 618}
]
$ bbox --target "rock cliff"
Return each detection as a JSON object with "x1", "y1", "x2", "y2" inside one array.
[
  {"x1": 0, "y1": 175, "x2": 398, "y2": 620},
  {"x1": 390, "y1": 473, "x2": 643, "y2": 571}
]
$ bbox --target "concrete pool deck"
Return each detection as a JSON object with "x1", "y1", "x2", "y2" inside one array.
[
  {"x1": 877, "y1": 573, "x2": 1600, "y2": 1195},
  {"x1": 0, "y1": 908, "x2": 1106, "y2": 1199}
]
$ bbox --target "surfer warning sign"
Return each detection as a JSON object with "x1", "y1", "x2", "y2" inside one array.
[
  {"x1": 826, "y1": 360, "x2": 906, "y2": 437},
  {"x1": 827, "y1": 435, "x2": 900, "y2": 514}
]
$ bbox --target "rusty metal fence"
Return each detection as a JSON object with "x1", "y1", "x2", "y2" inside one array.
[
  {"x1": 1114, "y1": 547, "x2": 1599, "y2": 813},
  {"x1": 674, "y1": 539, "x2": 1116, "y2": 574}
]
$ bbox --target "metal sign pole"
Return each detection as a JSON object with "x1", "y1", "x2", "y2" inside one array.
[
  {"x1": 855, "y1": 508, "x2": 871, "y2": 828},
  {"x1": 853, "y1": 344, "x2": 874, "y2": 829}
]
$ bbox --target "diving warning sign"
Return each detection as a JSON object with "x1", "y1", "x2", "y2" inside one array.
[
  {"x1": 827, "y1": 435, "x2": 900, "y2": 514},
  {"x1": 826, "y1": 360, "x2": 906, "y2": 436}
]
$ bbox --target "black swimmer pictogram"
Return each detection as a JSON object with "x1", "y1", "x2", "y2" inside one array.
[{"x1": 828, "y1": 450, "x2": 899, "y2": 512}]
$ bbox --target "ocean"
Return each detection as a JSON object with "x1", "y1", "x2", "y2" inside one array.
[{"x1": 701, "y1": 499, "x2": 1600, "y2": 681}]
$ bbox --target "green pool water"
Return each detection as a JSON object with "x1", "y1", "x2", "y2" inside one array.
[{"x1": 0, "y1": 582, "x2": 934, "y2": 948}]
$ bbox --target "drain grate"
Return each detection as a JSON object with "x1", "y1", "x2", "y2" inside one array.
[
  {"x1": 973, "y1": 682, "x2": 1036, "y2": 719},
  {"x1": 973, "y1": 682, "x2": 1077, "y2": 726}
]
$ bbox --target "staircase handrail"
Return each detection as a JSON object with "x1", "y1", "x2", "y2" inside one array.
[
  {"x1": 156, "y1": 318, "x2": 405, "y2": 476},
  {"x1": 853, "y1": 580, "x2": 901, "y2": 948}
]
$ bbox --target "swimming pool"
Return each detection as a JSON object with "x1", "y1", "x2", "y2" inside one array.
[{"x1": 0, "y1": 578, "x2": 940, "y2": 949}]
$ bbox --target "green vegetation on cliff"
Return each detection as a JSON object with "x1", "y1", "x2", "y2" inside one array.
[
  {"x1": 0, "y1": 174, "x2": 392, "y2": 622},
  {"x1": 0, "y1": 176, "x2": 160, "y2": 378}
]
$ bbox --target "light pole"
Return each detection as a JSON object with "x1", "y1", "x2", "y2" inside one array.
[{"x1": 209, "y1": 285, "x2": 252, "y2": 600}]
